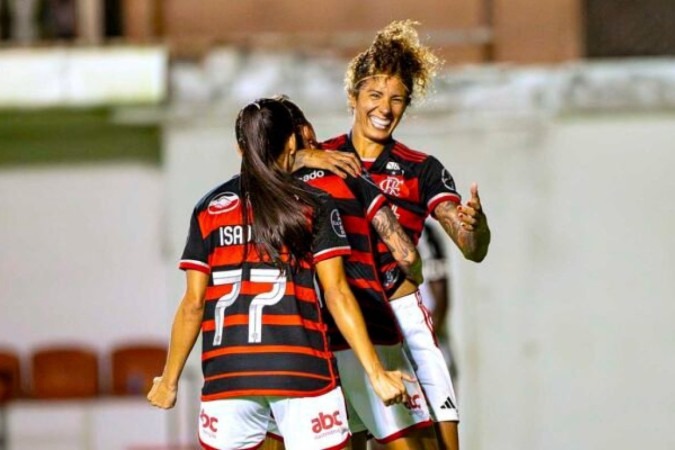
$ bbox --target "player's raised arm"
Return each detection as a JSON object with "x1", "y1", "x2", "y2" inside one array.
[{"x1": 434, "y1": 183, "x2": 491, "y2": 262}]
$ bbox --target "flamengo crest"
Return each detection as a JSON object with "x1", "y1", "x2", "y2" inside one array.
[{"x1": 379, "y1": 177, "x2": 403, "y2": 196}]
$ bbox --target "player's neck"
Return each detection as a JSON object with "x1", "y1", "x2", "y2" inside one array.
[{"x1": 352, "y1": 133, "x2": 386, "y2": 160}]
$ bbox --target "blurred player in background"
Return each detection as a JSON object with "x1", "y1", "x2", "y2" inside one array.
[
  {"x1": 296, "y1": 20, "x2": 491, "y2": 450},
  {"x1": 147, "y1": 98, "x2": 410, "y2": 450}
]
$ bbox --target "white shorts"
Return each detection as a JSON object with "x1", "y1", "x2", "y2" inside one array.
[
  {"x1": 334, "y1": 344, "x2": 433, "y2": 443},
  {"x1": 390, "y1": 291, "x2": 460, "y2": 422},
  {"x1": 419, "y1": 281, "x2": 457, "y2": 374},
  {"x1": 199, "y1": 387, "x2": 349, "y2": 450},
  {"x1": 418, "y1": 280, "x2": 436, "y2": 312}
]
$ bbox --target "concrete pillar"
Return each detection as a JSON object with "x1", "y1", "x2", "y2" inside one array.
[
  {"x1": 10, "y1": 0, "x2": 39, "y2": 43},
  {"x1": 77, "y1": 0, "x2": 103, "y2": 43}
]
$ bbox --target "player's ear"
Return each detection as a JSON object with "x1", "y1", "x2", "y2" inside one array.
[
  {"x1": 348, "y1": 93, "x2": 357, "y2": 111},
  {"x1": 287, "y1": 133, "x2": 297, "y2": 153},
  {"x1": 284, "y1": 134, "x2": 298, "y2": 172},
  {"x1": 301, "y1": 125, "x2": 318, "y2": 149}
]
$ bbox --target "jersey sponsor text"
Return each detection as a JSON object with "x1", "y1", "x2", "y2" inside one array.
[{"x1": 311, "y1": 410, "x2": 344, "y2": 433}]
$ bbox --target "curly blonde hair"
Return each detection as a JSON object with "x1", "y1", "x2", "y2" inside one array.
[{"x1": 345, "y1": 20, "x2": 441, "y2": 104}]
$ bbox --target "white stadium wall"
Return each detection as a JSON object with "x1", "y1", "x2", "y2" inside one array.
[
  {"x1": 0, "y1": 165, "x2": 168, "y2": 356},
  {"x1": 399, "y1": 113, "x2": 675, "y2": 450}
]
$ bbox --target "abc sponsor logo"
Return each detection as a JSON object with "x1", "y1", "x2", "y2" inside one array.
[
  {"x1": 311, "y1": 410, "x2": 344, "y2": 435},
  {"x1": 403, "y1": 394, "x2": 428, "y2": 418},
  {"x1": 404, "y1": 394, "x2": 422, "y2": 411},
  {"x1": 200, "y1": 409, "x2": 218, "y2": 437}
]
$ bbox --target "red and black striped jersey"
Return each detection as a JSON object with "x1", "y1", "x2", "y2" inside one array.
[
  {"x1": 294, "y1": 166, "x2": 402, "y2": 349},
  {"x1": 179, "y1": 175, "x2": 350, "y2": 400},
  {"x1": 323, "y1": 134, "x2": 461, "y2": 297}
]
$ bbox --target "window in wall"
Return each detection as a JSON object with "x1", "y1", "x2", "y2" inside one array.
[
  {"x1": 0, "y1": 0, "x2": 10, "y2": 41},
  {"x1": 37, "y1": 0, "x2": 77, "y2": 40},
  {"x1": 104, "y1": 0, "x2": 123, "y2": 38},
  {"x1": 586, "y1": 0, "x2": 675, "y2": 57}
]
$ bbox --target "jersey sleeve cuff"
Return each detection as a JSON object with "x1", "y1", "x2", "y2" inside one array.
[
  {"x1": 313, "y1": 246, "x2": 351, "y2": 264},
  {"x1": 179, "y1": 259, "x2": 211, "y2": 274},
  {"x1": 365, "y1": 194, "x2": 388, "y2": 221},
  {"x1": 428, "y1": 192, "x2": 461, "y2": 216}
]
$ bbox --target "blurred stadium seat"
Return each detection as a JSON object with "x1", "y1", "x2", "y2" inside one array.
[
  {"x1": 111, "y1": 343, "x2": 166, "y2": 396},
  {"x1": 31, "y1": 346, "x2": 99, "y2": 399},
  {"x1": 0, "y1": 348, "x2": 22, "y2": 401}
]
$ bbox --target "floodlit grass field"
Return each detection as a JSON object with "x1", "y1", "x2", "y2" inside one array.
[{"x1": 0, "y1": 108, "x2": 160, "y2": 166}]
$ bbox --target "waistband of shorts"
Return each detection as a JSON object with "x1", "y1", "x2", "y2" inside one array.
[{"x1": 388, "y1": 289, "x2": 421, "y2": 308}]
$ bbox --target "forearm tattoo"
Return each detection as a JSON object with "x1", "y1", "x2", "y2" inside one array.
[{"x1": 372, "y1": 207, "x2": 423, "y2": 282}]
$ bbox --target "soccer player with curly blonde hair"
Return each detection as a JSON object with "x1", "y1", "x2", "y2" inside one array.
[{"x1": 296, "y1": 20, "x2": 492, "y2": 450}]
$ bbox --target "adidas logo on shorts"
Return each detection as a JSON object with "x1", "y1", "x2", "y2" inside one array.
[{"x1": 440, "y1": 396, "x2": 456, "y2": 410}]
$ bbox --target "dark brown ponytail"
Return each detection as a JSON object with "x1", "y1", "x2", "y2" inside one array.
[{"x1": 235, "y1": 98, "x2": 317, "y2": 267}]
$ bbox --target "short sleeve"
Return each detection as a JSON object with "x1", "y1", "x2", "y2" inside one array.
[
  {"x1": 312, "y1": 195, "x2": 351, "y2": 264},
  {"x1": 178, "y1": 210, "x2": 211, "y2": 274},
  {"x1": 420, "y1": 156, "x2": 462, "y2": 216}
]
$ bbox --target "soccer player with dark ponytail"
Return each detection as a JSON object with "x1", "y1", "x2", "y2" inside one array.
[{"x1": 148, "y1": 98, "x2": 410, "y2": 450}]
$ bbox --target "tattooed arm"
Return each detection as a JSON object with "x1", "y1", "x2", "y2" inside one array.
[
  {"x1": 372, "y1": 206, "x2": 424, "y2": 285},
  {"x1": 434, "y1": 183, "x2": 491, "y2": 262}
]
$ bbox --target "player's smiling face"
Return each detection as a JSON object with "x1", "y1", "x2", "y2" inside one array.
[{"x1": 349, "y1": 75, "x2": 409, "y2": 145}]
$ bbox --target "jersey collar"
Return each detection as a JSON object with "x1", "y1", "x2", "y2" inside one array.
[{"x1": 344, "y1": 132, "x2": 396, "y2": 171}]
